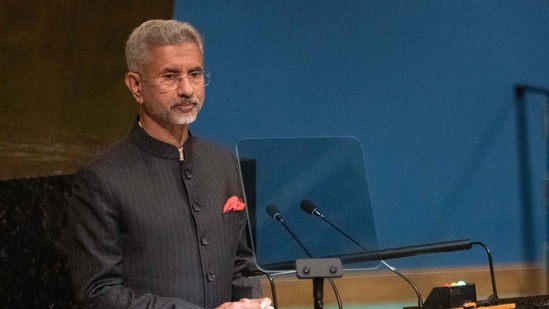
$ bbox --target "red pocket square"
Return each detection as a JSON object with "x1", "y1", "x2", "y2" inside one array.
[{"x1": 223, "y1": 196, "x2": 245, "y2": 213}]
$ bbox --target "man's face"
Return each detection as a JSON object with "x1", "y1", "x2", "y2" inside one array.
[{"x1": 136, "y1": 42, "x2": 205, "y2": 127}]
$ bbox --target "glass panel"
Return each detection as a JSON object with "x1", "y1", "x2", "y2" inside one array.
[{"x1": 237, "y1": 137, "x2": 380, "y2": 272}]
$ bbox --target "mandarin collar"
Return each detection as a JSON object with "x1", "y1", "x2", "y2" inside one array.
[{"x1": 129, "y1": 117, "x2": 193, "y2": 161}]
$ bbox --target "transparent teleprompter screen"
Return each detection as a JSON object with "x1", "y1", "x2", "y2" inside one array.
[{"x1": 237, "y1": 137, "x2": 380, "y2": 272}]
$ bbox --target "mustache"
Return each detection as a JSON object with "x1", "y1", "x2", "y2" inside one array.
[{"x1": 172, "y1": 97, "x2": 200, "y2": 107}]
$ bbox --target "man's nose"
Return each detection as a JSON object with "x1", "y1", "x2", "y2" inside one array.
[{"x1": 176, "y1": 76, "x2": 195, "y2": 97}]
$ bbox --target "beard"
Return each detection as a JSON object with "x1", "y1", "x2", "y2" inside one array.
[
  {"x1": 171, "y1": 96, "x2": 203, "y2": 124},
  {"x1": 145, "y1": 96, "x2": 203, "y2": 126},
  {"x1": 171, "y1": 103, "x2": 200, "y2": 124},
  {"x1": 174, "y1": 112, "x2": 197, "y2": 124}
]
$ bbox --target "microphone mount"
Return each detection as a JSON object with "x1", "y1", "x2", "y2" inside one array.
[{"x1": 265, "y1": 204, "x2": 343, "y2": 309}]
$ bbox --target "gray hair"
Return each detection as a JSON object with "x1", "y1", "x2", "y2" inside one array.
[{"x1": 125, "y1": 19, "x2": 204, "y2": 72}]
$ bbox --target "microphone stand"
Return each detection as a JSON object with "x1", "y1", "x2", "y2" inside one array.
[
  {"x1": 278, "y1": 219, "x2": 332, "y2": 309},
  {"x1": 471, "y1": 241, "x2": 499, "y2": 306},
  {"x1": 301, "y1": 201, "x2": 424, "y2": 308},
  {"x1": 266, "y1": 205, "x2": 343, "y2": 309},
  {"x1": 314, "y1": 278, "x2": 323, "y2": 309},
  {"x1": 278, "y1": 220, "x2": 342, "y2": 309},
  {"x1": 296, "y1": 258, "x2": 343, "y2": 309}
]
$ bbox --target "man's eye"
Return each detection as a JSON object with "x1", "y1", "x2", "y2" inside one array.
[
  {"x1": 188, "y1": 71, "x2": 202, "y2": 79},
  {"x1": 162, "y1": 74, "x2": 180, "y2": 81}
]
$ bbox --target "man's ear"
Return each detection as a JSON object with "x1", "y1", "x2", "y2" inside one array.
[{"x1": 125, "y1": 72, "x2": 145, "y2": 104}]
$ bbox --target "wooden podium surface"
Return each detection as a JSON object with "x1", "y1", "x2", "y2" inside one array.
[
  {"x1": 497, "y1": 295, "x2": 549, "y2": 309},
  {"x1": 403, "y1": 295, "x2": 549, "y2": 309}
]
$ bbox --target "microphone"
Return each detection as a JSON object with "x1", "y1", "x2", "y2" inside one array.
[
  {"x1": 300, "y1": 200, "x2": 322, "y2": 217},
  {"x1": 265, "y1": 204, "x2": 313, "y2": 257},
  {"x1": 300, "y1": 199, "x2": 425, "y2": 308},
  {"x1": 301, "y1": 200, "x2": 368, "y2": 251},
  {"x1": 266, "y1": 204, "x2": 283, "y2": 222},
  {"x1": 300, "y1": 200, "x2": 499, "y2": 307},
  {"x1": 299, "y1": 200, "x2": 474, "y2": 262}
]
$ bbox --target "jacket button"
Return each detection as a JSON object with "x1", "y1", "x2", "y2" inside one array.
[
  {"x1": 206, "y1": 272, "x2": 216, "y2": 282},
  {"x1": 184, "y1": 169, "x2": 192, "y2": 179},
  {"x1": 201, "y1": 236, "x2": 209, "y2": 245},
  {"x1": 192, "y1": 202, "x2": 201, "y2": 212}
]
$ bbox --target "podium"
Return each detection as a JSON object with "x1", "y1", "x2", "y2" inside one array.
[{"x1": 235, "y1": 137, "x2": 549, "y2": 309}]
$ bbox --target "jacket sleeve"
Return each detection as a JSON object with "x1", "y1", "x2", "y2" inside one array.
[
  {"x1": 65, "y1": 167, "x2": 205, "y2": 309},
  {"x1": 230, "y1": 217, "x2": 263, "y2": 301},
  {"x1": 227, "y1": 156, "x2": 263, "y2": 301}
]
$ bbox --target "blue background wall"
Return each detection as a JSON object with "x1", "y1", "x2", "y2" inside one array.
[{"x1": 175, "y1": 1, "x2": 549, "y2": 269}]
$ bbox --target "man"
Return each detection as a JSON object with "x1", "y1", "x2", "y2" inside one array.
[{"x1": 66, "y1": 19, "x2": 272, "y2": 309}]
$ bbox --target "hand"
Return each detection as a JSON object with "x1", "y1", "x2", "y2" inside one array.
[{"x1": 216, "y1": 297, "x2": 273, "y2": 309}]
